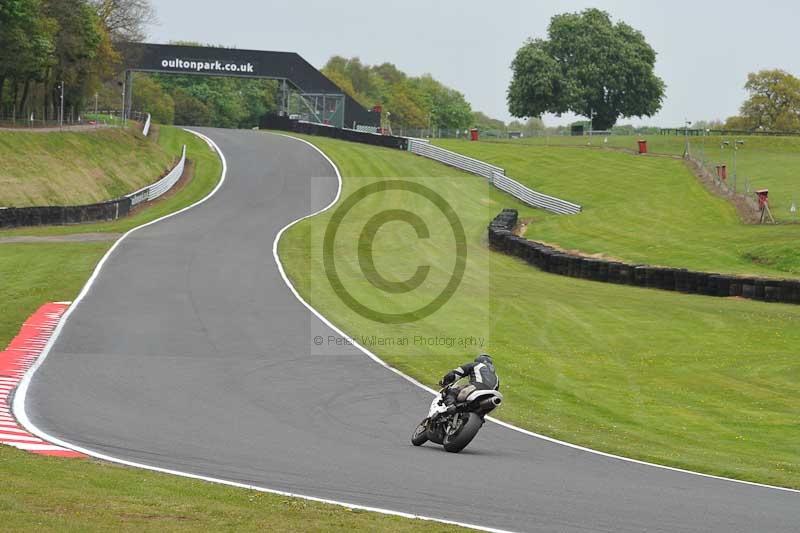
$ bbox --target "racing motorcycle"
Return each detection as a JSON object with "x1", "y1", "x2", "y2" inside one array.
[{"x1": 411, "y1": 384, "x2": 503, "y2": 453}]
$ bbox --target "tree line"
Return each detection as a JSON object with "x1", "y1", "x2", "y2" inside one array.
[
  {"x1": 0, "y1": 0, "x2": 155, "y2": 121},
  {"x1": 131, "y1": 72, "x2": 278, "y2": 129},
  {"x1": 321, "y1": 56, "x2": 512, "y2": 132}
]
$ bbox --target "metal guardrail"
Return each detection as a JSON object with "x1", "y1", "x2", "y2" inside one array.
[
  {"x1": 407, "y1": 139, "x2": 581, "y2": 214},
  {"x1": 408, "y1": 139, "x2": 502, "y2": 180},
  {"x1": 127, "y1": 145, "x2": 186, "y2": 206},
  {"x1": 142, "y1": 113, "x2": 151, "y2": 136},
  {"x1": 492, "y1": 172, "x2": 581, "y2": 215}
]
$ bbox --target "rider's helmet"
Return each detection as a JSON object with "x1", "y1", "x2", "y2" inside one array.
[{"x1": 475, "y1": 354, "x2": 493, "y2": 366}]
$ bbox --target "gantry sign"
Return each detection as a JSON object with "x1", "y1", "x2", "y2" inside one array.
[{"x1": 119, "y1": 42, "x2": 379, "y2": 128}]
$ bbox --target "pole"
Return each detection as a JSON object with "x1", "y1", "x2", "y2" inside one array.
[
  {"x1": 59, "y1": 81, "x2": 64, "y2": 129},
  {"x1": 121, "y1": 74, "x2": 126, "y2": 128},
  {"x1": 683, "y1": 119, "x2": 691, "y2": 158},
  {"x1": 700, "y1": 129, "x2": 707, "y2": 167},
  {"x1": 732, "y1": 140, "x2": 743, "y2": 193}
]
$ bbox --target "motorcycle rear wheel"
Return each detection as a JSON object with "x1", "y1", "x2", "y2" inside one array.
[
  {"x1": 443, "y1": 412, "x2": 483, "y2": 453},
  {"x1": 411, "y1": 420, "x2": 429, "y2": 446}
]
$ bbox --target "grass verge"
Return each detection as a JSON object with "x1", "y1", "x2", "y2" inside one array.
[
  {"x1": 0, "y1": 127, "x2": 174, "y2": 207},
  {"x1": 278, "y1": 133, "x2": 800, "y2": 489},
  {"x1": 0, "y1": 446, "x2": 461, "y2": 532},
  {"x1": 0, "y1": 127, "x2": 221, "y2": 237},
  {"x1": 435, "y1": 139, "x2": 800, "y2": 277}
]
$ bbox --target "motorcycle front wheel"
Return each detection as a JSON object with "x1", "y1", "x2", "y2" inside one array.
[
  {"x1": 411, "y1": 420, "x2": 429, "y2": 446},
  {"x1": 443, "y1": 412, "x2": 483, "y2": 453}
]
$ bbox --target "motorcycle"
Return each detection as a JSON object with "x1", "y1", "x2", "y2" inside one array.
[{"x1": 411, "y1": 383, "x2": 503, "y2": 453}]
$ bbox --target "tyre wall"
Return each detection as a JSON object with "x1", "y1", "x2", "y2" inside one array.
[{"x1": 488, "y1": 209, "x2": 800, "y2": 305}]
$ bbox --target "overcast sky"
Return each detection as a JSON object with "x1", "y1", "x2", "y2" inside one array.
[{"x1": 147, "y1": 0, "x2": 800, "y2": 127}]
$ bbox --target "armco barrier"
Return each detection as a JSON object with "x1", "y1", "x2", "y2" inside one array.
[
  {"x1": 0, "y1": 145, "x2": 186, "y2": 229},
  {"x1": 408, "y1": 139, "x2": 502, "y2": 180},
  {"x1": 488, "y1": 208, "x2": 800, "y2": 305},
  {"x1": 492, "y1": 171, "x2": 581, "y2": 215},
  {"x1": 408, "y1": 139, "x2": 581, "y2": 215},
  {"x1": 127, "y1": 145, "x2": 186, "y2": 206}
]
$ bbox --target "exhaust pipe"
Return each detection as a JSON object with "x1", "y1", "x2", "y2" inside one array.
[{"x1": 479, "y1": 396, "x2": 502, "y2": 411}]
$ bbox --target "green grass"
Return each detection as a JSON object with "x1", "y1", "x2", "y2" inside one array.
[
  {"x1": 434, "y1": 139, "x2": 800, "y2": 277},
  {"x1": 0, "y1": 242, "x2": 109, "y2": 348},
  {"x1": 0, "y1": 127, "x2": 221, "y2": 237},
  {"x1": 0, "y1": 446, "x2": 461, "y2": 532},
  {"x1": 485, "y1": 133, "x2": 800, "y2": 221},
  {"x1": 0, "y1": 128, "x2": 175, "y2": 207},
  {"x1": 278, "y1": 133, "x2": 800, "y2": 489}
]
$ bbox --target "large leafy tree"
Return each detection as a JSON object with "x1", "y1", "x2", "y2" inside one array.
[
  {"x1": 386, "y1": 82, "x2": 427, "y2": 128},
  {"x1": 732, "y1": 69, "x2": 800, "y2": 132},
  {"x1": 92, "y1": 0, "x2": 156, "y2": 42},
  {"x1": 507, "y1": 8, "x2": 665, "y2": 131},
  {"x1": 0, "y1": 0, "x2": 56, "y2": 109},
  {"x1": 42, "y1": 0, "x2": 107, "y2": 114},
  {"x1": 1, "y1": 0, "x2": 158, "y2": 119},
  {"x1": 131, "y1": 74, "x2": 173, "y2": 123},
  {"x1": 410, "y1": 74, "x2": 472, "y2": 130}
]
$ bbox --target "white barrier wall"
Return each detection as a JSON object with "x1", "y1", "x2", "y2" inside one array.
[
  {"x1": 407, "y1": 139, "x2": 581, "y2": 215},
  {"x1": 127, "y1": 145, "x2": 186, "y2": 206}
]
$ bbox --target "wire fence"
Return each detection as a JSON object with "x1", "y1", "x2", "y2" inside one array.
[
  {"x1": 391, "y1": 127, "x2": 510, "y2": 140},
  {"x1": 0, "y1": 110, "x2": 147, "y2": 130}
]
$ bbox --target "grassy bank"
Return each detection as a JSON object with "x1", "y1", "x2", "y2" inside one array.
[
  {"x1": 0, "y1": 127, "x2": 220, "y2": 237},
  {"x1": 435, "y1": 139, "x2": 800, "y2": 277},
  {"x1": 278, "y1": 134, "x2": 800, "y2": 489},
  {"x1": 0, "y1": 446, "x2": 459, "y2": 532},
  {"x1": 482, "y1": 133, "x2": 800, "y2": 222},
  {"x1": 0, "y1": 127, "x2": 175, "y2": 207}
]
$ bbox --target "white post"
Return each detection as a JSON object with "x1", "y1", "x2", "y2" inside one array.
[
  {"x1": 59, "y1": 81, "x2": 64, "y2": 129},
  {"x1": 121, "y1": 79, "x2": 125, "y2": 128}
]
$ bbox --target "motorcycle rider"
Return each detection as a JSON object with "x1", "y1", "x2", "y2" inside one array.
[{"x1": 437, "y1": 354, "x2": 499, "y2": 415}]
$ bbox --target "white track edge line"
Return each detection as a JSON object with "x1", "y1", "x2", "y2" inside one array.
[
  {"x1": 270, "y1": 132, "x2": 800, "y2": 496},
  {"x1": 11, "y1": 128, "x2": 513, "y2": 533}
]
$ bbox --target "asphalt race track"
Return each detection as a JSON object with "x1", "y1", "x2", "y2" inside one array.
[{"x1": 25, "y1": 128, "x2": 799, "y2": 532}]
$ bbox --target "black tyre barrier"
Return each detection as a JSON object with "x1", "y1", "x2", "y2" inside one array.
[
  {"x1": 260, "y1": 114, "x2": 408, "y2": 151},
  {"x1": 488, "y1": 208, "x2": 800, "y2": 305},
  {"x1": 0, "y1": 197, "x2": 132, "y2": 229}
]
